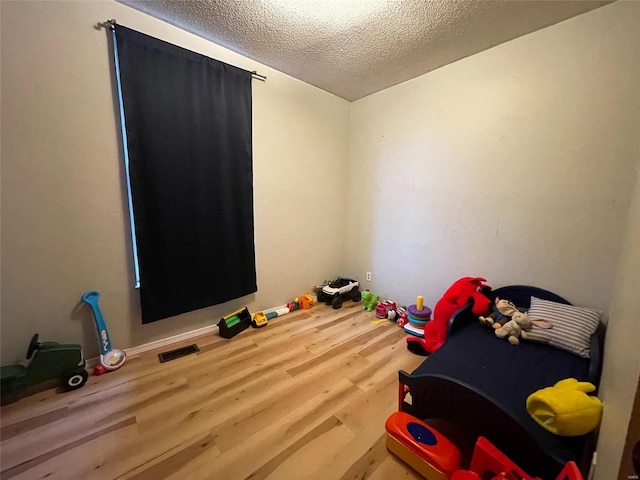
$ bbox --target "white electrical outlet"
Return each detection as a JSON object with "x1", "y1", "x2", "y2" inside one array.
[{"x1": 366, "y1": 271, "x2": 372, "y2": 281}]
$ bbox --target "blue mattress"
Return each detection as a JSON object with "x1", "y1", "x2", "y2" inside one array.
[{"x1": 410, "y1": 314, "x2": 592, "y2": 472}]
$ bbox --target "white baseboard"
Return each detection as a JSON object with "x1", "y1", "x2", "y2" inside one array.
[
  {"x1": 126, "y1": 324, "x2": 220, "y2": 357},
  {"x1": 86, "y1": 324, "x2": 219, "y2": 367},
  {"x1": 85, "y1": 302, "x2": 299, "y2": 368}
]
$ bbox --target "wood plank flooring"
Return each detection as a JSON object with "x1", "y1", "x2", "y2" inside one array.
[{"x1": 0, "y1": 302, "x2": 425, "y2": 479}]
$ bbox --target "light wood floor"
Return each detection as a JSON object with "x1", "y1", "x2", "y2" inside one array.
[{"x1": 1, "y1": 302, "x2": 425, "y2": 479}]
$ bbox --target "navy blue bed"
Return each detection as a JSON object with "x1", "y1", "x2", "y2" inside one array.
[{"x1": 398, "y1": 285, "x2": 604, "y2": 478}]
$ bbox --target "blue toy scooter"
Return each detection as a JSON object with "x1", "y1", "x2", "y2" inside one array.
[{"x1": 81, "y1": 291, "x2": 126, "y2": 371}]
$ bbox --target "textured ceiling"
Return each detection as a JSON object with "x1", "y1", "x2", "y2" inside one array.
[{"x1": 117, "y1": 0, "x2": 612, "y2": 101}]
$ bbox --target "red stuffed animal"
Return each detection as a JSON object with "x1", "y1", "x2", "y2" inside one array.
[{"x1": 408, "y1": 277, "x2": 491, "y2": 355}]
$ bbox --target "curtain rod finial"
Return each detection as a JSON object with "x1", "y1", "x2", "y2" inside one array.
[
  {"x1": 251, "y1": 70, "x2": 267, "y2": 82},
  {"x1": 97, "y1": 19, "x2": 116, "y2": 31}
]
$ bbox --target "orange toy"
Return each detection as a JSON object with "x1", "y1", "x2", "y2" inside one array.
[
  {"x1": 297, "y1": 294, "x2": 313, "y2": 309},
  {"x1": 385, "y1": 412, "x2": 461, "y2": 480}
]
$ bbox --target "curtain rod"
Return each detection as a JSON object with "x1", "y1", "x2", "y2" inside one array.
[{"x1": 100, "y1": 19, "x2": 267, "y2": 82}]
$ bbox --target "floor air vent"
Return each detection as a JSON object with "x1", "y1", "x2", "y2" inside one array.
[{"x1": 158, "y1": 344, "x2": 199, "y2": 363}]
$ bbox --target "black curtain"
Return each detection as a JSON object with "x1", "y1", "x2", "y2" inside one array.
[{"x1": 114, "y1": 25, "x2": 256, "y2": 323}]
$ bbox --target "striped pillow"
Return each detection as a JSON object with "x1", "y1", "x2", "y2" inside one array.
[{"x1": 525, "y1": 297, "x2": 603, "y2": 358}]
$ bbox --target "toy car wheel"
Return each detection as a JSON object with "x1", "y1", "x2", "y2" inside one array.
[
  {"x1": 332, "y1": 296, "x2": 343, "y2": 309},
  {"x1": 63, "y1": 369, "x2": 88, "y2": 391},
  {"x1": 317, "y1": 291, "x2": 326, "y2": 303},
  {"x1": 351, "y1": 290, "x2": 362, "y2": 302}
]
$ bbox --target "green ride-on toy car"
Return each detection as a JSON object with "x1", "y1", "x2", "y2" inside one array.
[{"x1": 1, "y1": 333, "x2": 88, "y2": 402}]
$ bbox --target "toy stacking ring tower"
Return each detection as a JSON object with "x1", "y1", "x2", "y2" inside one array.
[{"x1": 405, "y1": 295, "x2": 432, "y2": 338}]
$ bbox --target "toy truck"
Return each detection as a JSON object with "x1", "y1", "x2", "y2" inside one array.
[
  {"x1": 376, "y1": 300, "x2": 397, "y2": 319},
  {"x1": 1, "y1": 334, "x2": 88, "y2": 402},
  {"x1": 316, "y1": 277, "x2": 361, "y2": 309}
]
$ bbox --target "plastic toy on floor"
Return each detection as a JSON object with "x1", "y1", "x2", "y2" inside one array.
[
  {"x1": 1, "y1": 334, "x2": 88, "y2": 402},
  {"x1": 297, "y1": 294, "x2": 314, "y2": 309},
  {"x1": 403, "y1": 296, "x2": 431, "y2": 354},
  {"x1": 385, "y1": 411, "x2": 461, "y2": 480},
  {"x1": 286, "y1": 294, "x2": 313, "y2": 312},
  {"x1": 451, "y1": 436, "x2": 584, "y2": 480},
  {"x1": 251, "y1": 312, "x2": 268, "y2": 328},
  {"x1": 361, "y1": 290, "x2": 380, "y2": 311},
  {"x1": 396, "y1": 307, "x2": 409, "y2": 327},
  {"x1": 81, "y1": 290, "x2": 126, "y2": 372},
  {"x1": 404, "y1": 295, "x2": 432, "y2": 337},
  {"x1": 316, "y1": 277, "x2": 361, "y2": 309},
  {"x1": 376, "y1": 300, "x2": 397, "y2": 319},
  {"x1": 385, "y1": 411, "x2": 584, "y2": 480},
  {"x1": 218, "y1": 307, "x2": 253, "y2": 338}
]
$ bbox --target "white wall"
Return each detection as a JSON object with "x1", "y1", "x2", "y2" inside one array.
[
  {"x1": 345, "y1": 1, "x2": 640, "y2": 313},
  {"x1": 2, "y1": 1, "x2": 639, "y2": 475},
  {"x1": 595, "y1": 164, "x2": 640, "y2": 479},
  {"x1": 345, "y1": 2, "x2": 640, "y2": 478},
  {"x1": 0, "y1": 0, "x2": 350, "y2": 363}
]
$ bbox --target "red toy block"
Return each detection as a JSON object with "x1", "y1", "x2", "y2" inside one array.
[
  {"x1": 468, "y1": 437, "x2": 540, "y2": 480},
  {"x1": 451, "y1": 472, "x2": 480, "y2": 480},
  {"x1": 455, "y1": 437, "x2": 583, "y2": 480},
  {"x1": 555, "y1": 461, "x2": 583, "y2": 480}
]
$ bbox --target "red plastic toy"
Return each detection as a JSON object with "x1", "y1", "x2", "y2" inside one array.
[
  {"x1": 451, "y1": 436, "x2": 584, "y2": 480},
  {"x1": 396, "y1": 307, "x2": 409, "y2": 327},
  {"x1": 376, "y1": 300, "x2": 397, "y2": 319},
  {"x1": 385, "y1": 411, "x2": 584, "y2": 480}
]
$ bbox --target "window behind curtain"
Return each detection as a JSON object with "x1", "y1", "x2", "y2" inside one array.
[{"x1": 113, "y1": 25, "x2": 256, "y2": 324}]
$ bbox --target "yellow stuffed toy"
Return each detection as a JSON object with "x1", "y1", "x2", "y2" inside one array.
[{"x1": 526, "y1": 378, "x2": 603, "y2": 436}]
